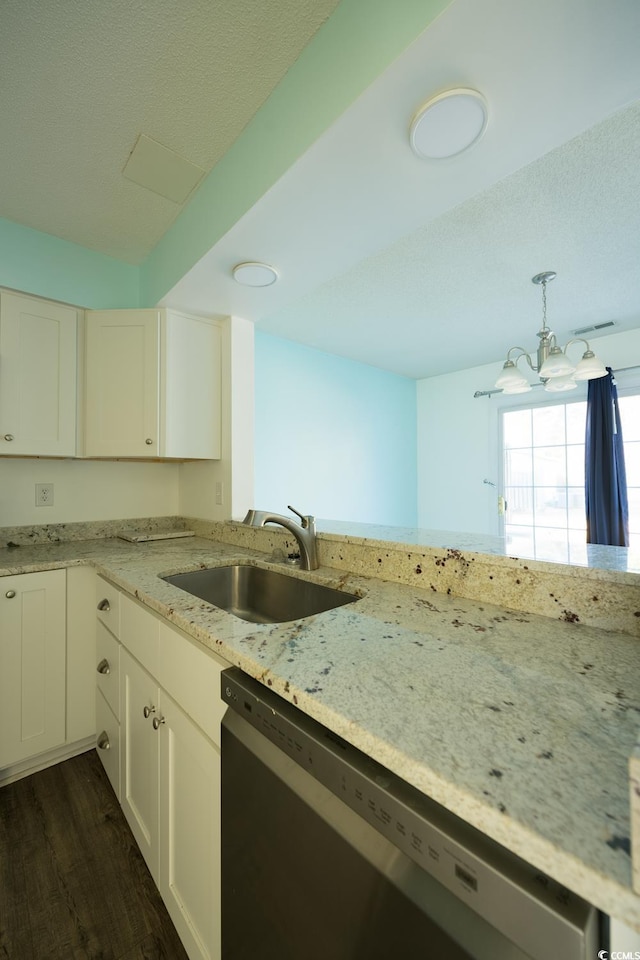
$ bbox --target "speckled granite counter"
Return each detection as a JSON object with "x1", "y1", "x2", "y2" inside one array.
[{"x1": 1, "y1": 527, "x2": 639, "y2": 931}]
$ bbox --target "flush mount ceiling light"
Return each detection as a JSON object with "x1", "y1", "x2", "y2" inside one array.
[
  {"x1": 232, "y1": 261, "x2": 278, "y2": 287},
  {"x1": 409, "y1": 88, "x2": 488, "y2": 159},
  {"x1": 495, "y1": 272, "x2": 608, "y2": 395}
]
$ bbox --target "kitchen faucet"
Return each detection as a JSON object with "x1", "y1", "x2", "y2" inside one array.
[{"x1": 243, "y1": 505, "x2": 319, "y2": 570}]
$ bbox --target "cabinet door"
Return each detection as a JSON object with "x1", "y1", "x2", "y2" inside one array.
[
  {"x1": 159, "y1": 693, "x2": 221, "y2": 960},
  {"x1": 0, "y1": 570, "x2": 66, "y2": 768},
  {"x1": 0, "y1": 291, "x2": 77, "y2": 456},
  {"x1": 162, "y1": 312, "x2": 221, "y2": 460},
  {"x1": 96, "y1": 689, "x2": 121, "y2": 800},
  {"x1": 120, "y1": 649, "x2": 160, "y2": 880},
  {"x1": 84, "y1": 310, "x2": 159, "y2": 457}
]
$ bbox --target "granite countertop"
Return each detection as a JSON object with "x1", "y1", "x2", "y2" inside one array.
[{"x1": 1, "y1": 533, "x2": 639, "y2": 930}]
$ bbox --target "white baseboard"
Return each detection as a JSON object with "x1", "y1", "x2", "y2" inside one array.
[{"x1": 0, "y1": 736, "x2": 96, "y2": 787}]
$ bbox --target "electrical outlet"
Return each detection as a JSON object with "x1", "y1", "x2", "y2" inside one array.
[
  {"x1": 215, "y1": 481, "x2": 224, "y2": 505},
  {"x1": 35, "y1": 483, "x2": 54, "y2": 507}
]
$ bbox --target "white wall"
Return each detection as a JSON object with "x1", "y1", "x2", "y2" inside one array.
[
  {"x1": 417, "y1": 362, "x2": 500, "y2": 535},
  {"x1": 179, "y1": 315, "x2": 254, "y2": 522},
  {"x1": 417, "y1": 327, "x2": 640, "y2": 535},
  {"x1": 0, "y1": 458, "x2": 180, "y2": 527}
]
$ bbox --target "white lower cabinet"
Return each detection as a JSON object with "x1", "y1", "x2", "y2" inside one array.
[
  {"x1": 96, "y1": 687, "x2": 121, "y2": 799},
  {"x1": 0, "y1": 569, "x2": 67, "y2": 768},
  {"x1": 95, "y1": 577, "x2": 122, "y2": 798},
  {"x1": 111, "y1": 591, "x2": 225, "y2": 960},
  {"x1": 1, "y1": 566, "x2": 96, "y2": 785},
  {"x1": 159, "y1": 684, "x2": 221, "y2": 960},
  {"x1": 121, "y1": 648, "x2": 161, "y2": 877}
]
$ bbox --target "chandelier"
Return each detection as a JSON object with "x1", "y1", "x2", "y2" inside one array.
[{"x1": 495, "y1": 272, "x2": 608, "y2": 394}]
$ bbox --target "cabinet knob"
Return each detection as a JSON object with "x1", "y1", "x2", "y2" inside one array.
[
  {"x1": 143, "y1": 705, "x2": 156, "y2": 719},
  {"x1": 97, "y1": 732, "x2": 111, "y2": 751},
  {"x1": 5, "y1": 590, "x2": 16, "y2": 599},
  {"x1": 145, "y1": 438, "x2": 153, "y2": 445},
  {"x1": 3, "y1": 434, "x2": 14, "y2": 442},
  {"x1": 96, "y1": 658, "x2": 110, "y2": 675},
  {"x1": 97, "y1": 598, "x2": 111, "y2": 611},
  {"x1": 152, "y1": 716, "x2": 165, "y2": 730}
]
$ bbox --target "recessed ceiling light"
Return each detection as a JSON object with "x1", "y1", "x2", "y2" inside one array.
[
  {"x1": 409, "y1": 88, "x2": 488, "y2": 160},
  {"x1": 232, "y1": 262, "x2": 278, "y2": 287}
]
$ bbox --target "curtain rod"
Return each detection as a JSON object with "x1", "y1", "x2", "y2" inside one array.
[{"x1": 473, "y1": 363, "x2": 640, "y2": 399}]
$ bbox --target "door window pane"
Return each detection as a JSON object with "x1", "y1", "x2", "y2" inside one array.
[
  {"x1": 503, "y1": 409, "x2": 532, "y2": 448},
  {"x1": 533, "y1": 446, "x2": 567, "y2": 486},
  {"x1": 627, "y1": 487, "x2": 640, "y2": 537},
  {"x1": 566, "y1": 445, "x2": 585, "y2": 486},
  {"x1": 532, "y1": 405, "x2": 565, "y2": 446},
  {"x1": 566, "y1": 401, "x2": 587, "y2": 444},
  {"x1": 567, "y1": 487, "x2": 586, "y2": 529},
  {"x1": 504, "y1": 486, "x2": 533, "y2": 525},
  {"x1": 505, "y1": 448, "x2": 533, "y2": 486},
  {"x1": 534, "y1": 487, "x2": 567, "y2": 528},
  {"x1": 623, "y1": 440, "x2": 640, "y2": 480},
  {"x1": 619, "y1": 396, "x2": 640, "y2": 441}
]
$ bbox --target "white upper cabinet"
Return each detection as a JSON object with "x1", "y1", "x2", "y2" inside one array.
[
  {"x1": 0, "y1": 291, "x2": 78, "y2": 456},
  {"x1": 84, "y1": 309, "x2": 159, "y2": 458},
  {"x1": 84, "y1": 309, "x2": 221, "y2": 459}
]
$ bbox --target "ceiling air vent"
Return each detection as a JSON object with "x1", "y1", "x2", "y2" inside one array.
[{"x1": 572, "y1": 320, "x2": 616, "y2": 336}]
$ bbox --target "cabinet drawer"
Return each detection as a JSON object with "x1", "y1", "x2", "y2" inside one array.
[
  {"x1": 121, "y1": 593, "x2": 159, "y2": 676},
  {"x1": 96, "y1": 622, "x2": 120, "y2": 719},
  {"x1": 96, "y1": 576, "x2": 121, "y2": 638},
  {"x1": 96, "y1": 690, "x2": 120, "y2": 800},
  {"x1": 158, "y1": 622, "x2": 229, "y2": 745}
]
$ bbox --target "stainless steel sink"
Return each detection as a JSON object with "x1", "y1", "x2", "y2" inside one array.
[{"x1": 161, "y1": 564, "x2": 359, "y2": 624}]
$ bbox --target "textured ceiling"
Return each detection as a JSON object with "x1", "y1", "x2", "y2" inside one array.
[
  {"x1": 161, "y1": 0, "x2": 640, "y2": 379},
  {"x1": 0, "y1": 0, "x2": 340, "y2": 262},
  {"x1": 261, "y1": 101, "x2": 640, "y2": 378}
]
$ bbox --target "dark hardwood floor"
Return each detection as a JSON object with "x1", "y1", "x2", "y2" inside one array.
[{"x1": 0, "y1": 750, "x2": 189, "y2": 960}]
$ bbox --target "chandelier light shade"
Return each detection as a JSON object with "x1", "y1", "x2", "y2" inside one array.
[{"x1": 495, "y1": 272, "x2": 609, "y2": 394}]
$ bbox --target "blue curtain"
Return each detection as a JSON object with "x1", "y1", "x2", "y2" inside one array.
[{"x1": 585, "y1": 368, "x2": 629, "y2": 546}]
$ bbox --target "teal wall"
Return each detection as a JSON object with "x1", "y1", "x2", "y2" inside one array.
[
  {"x1": 254, "y1": 331, "x2": 417, "y2": 525},
  {"x1": 0, "y1": 217, "x2": 139, "y2": 307}
]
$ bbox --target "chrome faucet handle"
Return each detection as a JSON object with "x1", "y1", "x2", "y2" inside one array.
[{"x1": 287, "y1": 505, "x2": 314, "y2": 528}]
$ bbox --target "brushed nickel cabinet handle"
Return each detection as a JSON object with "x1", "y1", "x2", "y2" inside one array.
[
  {"x1": 152, "y1": 716, "x2": 165, "y2": 730},
  {"x1": 145, "y1": 438, "x2": 153, "y2": 445},
  {"x1": 3, "y1": 434, "x2": 14, "y2": 441},
  {"x1": 5, "y1": 590, "x2": 16, "y2": 599},
  {"x1": 96, "y1": 658, "x2": 110, "y2": 675},
  {"x1": 97, "y1": 598, "x2": 111, "y2": 611},
  {"x1": 97, "y1": 732, "x2": 111, "y2": 751},
  {"x1": 143, "y1": 705, "x2": 156, "y2": 719}
]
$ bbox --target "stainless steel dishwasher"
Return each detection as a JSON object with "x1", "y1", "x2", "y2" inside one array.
[{"x1": 221, "y1": 668, "x2": 602, "y2": 960}]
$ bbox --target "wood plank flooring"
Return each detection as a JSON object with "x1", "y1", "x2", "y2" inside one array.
[{"x1": 0, "y1": 750, "x2": 189, "y2": 960}]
